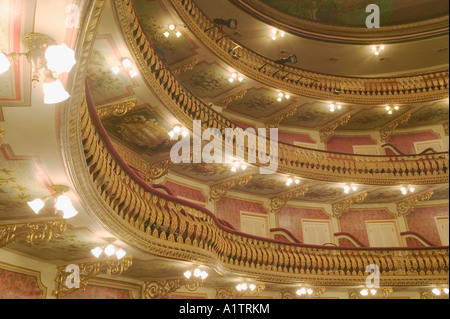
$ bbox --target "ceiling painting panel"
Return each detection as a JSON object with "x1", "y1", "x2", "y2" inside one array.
[
  {"x1": 339, "y1": 107, "x2": 409, "y2": 131},
  {"x1": 399, "y1": 101, "x2": 449, "y2": 128}
]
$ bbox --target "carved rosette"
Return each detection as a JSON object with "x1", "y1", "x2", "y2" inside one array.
[
  {"x1": 348, "y1": 288, "x2": 394, "y2": 299},
  {"x1": 265, "y1": 106, "x2": 299, "y2": 129},
  {"x1": 97, "y1": 99, "x2": 137, "y2": 118},
  {"x1": 210, "y1": 174, "x2": 253, "y2": 201},
  {"x1": 380, "y1": 112, "x2": 412, "y2": 143},
  {"x1": 319, "y1": 114, "x2": 352, "y2": 143},
  {"x1": 144, "y1": 279, "x2": 182, "y2": 299},
  {"x1": 270, "y1": 187, "x2": 309, "y2": 214},
  {"x1": 397, "y1": 190, "x2": 434, "y2": 217},
  {"x1": 0, "y1": 220, "x2": 67, "y2": 249},
  {"x1": 53, "y1": 256, "x2": 134, "y2": 298},
  {"x1": 332, "y1": 192, "x2": 368, "y2": 218},
  {"x1": 216, "y1": 89, "x2": 248, "y2": 109}
]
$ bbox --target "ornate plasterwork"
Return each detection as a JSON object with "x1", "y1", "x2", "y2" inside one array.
[
  {"x1": 265, "y1": 105, "x2": 299, "y2": 128},
  {"x1": 173, "y1": 58, "x2": 199, "y2": 75},
  {"x1": 210, "y1": 174, "x2": 253, "y2": 201},
  {"x1": 0, "y1": 220, "x2": 67, "y2": 248},
  {"x1": 348, "y1": 288, "x2": 394, "y2": 299},
  {"x1": 444, "y1": 122, "x2": 449, "y2": 136},
  {"x1": 420, "y1": 289, "x2": 450, "y2": 299},
  {"x1": 0, "y1": 129, "x2": 4, "y2": 144},
  {"x1": 331, "y1": 192, "x2": 368, "y2": 218},
  {"x1": 396, "y1": 190, "x2": 434, "y2": 217},
  {"x1": 319, "y1": 114, "x2": 352, "y2": 143},
  {"x1": 380, "y1": 112, "x2": 412, "y2": 143},
  {"x1": 143, "y1": 279, "x2": 182, "y2": 299},
  {"x1": 216, "y1": 89, "x2": 248, "y2": 109},
  {"x1": 269, "y1": 187, "x2": 309, "y2": 214},
  {"x1": 216, "y1": 284, "x2": 265, "y2": 299},
  {"x1": 53, "y1": 257, "x2": 134, "y2": 298},
  {"x1": 97, "y1": 99, "x2": 137, "y2": 118}
]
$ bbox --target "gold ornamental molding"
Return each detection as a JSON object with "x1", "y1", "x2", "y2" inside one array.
[
  {"x1": 173, "y1": 58, "x2": 199, "y2": 75},
  {"x1": 231, "y1": 0, "x2": 449, "y2": 43},
  {"x1": 380, "y1": 112, "x2": 412, "y2": 143},
  {"x1": 210, "y1": 174, "x2": 253, "y2": 201},
  {"x1": 0, "y1": 129, "x2": 4, "y2": 144},
  {"x1": 265, "y1": 105, "x2": 300, "y2": 128},
  {"x1": 348, "y1": 288, "x2": 394, "y2": 299},
  {"x1": 53, "y1": 256, "x2": 134, "y2": 298},
  {"x1": 396, "y1": 190, "x2": 434, "y2": 217},
  {"x1": 281, "y1": 287, "x2": 326, "y2": 299},
  {"x1": 320, "y1": 113, "x2": 352, "y2": 143},
  {"x1": 97, "y1": 99, "x2": 137, "y2": 119},
  {"x1": 143, "y1": 280, "x2": 182, "y2": 299},
  {"x1": 420, "y1": 289, "x2": 450, "y2": 299},
  {"x1": 0, "y1": 220, "x2": 67, "y2": 248},
  {"x1": 444, "y1": 122, "x2": 449, "y2": 136},
  {"x1": 216, "y1": 88, "x2": 248, "y2": 109},
  {"x1": 170, "y1": 0, "x2": 449, "y2": 105},
  {"x1": 269, "y1": 186, "x2": 309, "y2": 214},
  {"x1": 331, "y1": 192, "x2": 368, "y2": 218},
  {"x1": 216, "y1": 284, "x2": 265, "y2": 299}
]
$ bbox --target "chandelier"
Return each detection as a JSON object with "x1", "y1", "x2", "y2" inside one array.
[
  {"x1": 183, "y1": 267, "x2": 209, "y2": 291},
  {"x1": 0, "y1": 33, "x2": 76, "y2": 104},
  {"x1": 27, "y1": 185, "x2": 78, "y2": 219},
  {"x1": 91, "y1": 239, "x2": 127, "y2": 260},
  {"x1": 235, "y1": 282, "x2": 265, "y2": 296}
]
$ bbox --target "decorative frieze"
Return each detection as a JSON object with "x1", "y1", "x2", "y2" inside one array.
[
  {"x1": 396, "y1": 190, "x2": 434, "y2": 217},
  {"x1": 332, "y1": 192, "x2": 368, "y2": 218},
  {"x1": 97, "y1": 99, "x2": 137, "y2": 118},
  {"x1": 269, "y1": 187, "x2": 309, "y2": 214},
  {"x1": 210, "y1": 174, "x2": 253, "y2": 201}
]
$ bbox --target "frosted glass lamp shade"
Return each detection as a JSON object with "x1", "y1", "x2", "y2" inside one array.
[
  {"x1": 45, "y1": 44, "x2": 76, "y2": 73},
  {"x1": 0, "y1": 53, "x2": 11, "y2": 75},
  {"x1": 91, "y1": 247, "x2": 103, "y2": 258},
  {"x1": 115, "y1": 249, "x2": 127, "y2": 260},
  {"x1": 28, "y1": 199, "x2": 45, "y2": 214},
  {"x1": 104, "y1": 244, "x2": 116, "y2": 256},
  {"x1": 43, "y1": 80, "x2": 70, "y2": 104}
]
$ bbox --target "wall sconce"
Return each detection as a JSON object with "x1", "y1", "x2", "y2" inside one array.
[
  {"x1": 401, "y1": 186, "x2": 415, "y2": 195},
  {"x1": 0, "y1": 33, "x2": 75, "y2": 104},
  {"x1": 286, "y1": 177, "x2": 301, "y2": 187},
  {"x1": 27, "y1": 185, "x2": 78, "y2": 219},
  {"x1": 277, "y1": 92, "x2": 291, "y2": 102},
  {"x1": 296, "y1": 287, "x2": 315, "y2": 297},
  {"x1": 329, "y1": 103, "x2": 343, "y2": 112},
  {"x1": 344, "y1": 185, "x2": 359, "y2": 194},
  {"x1": 111, "y1": 58, "x2": 139, "y2": 78},
  {"x1": 91, "y1": 239, "x2": 127, "y2": 260},
  {"x1": 183, "y1": 267, "x2": 209, "y2": 291},
  {"x1": 168, "y1": 125, "x2": 189, "y2": 140},
  {"x1": 235, "y1": 282, "x2": 265, "y2": 295},
  {"x1": 371, "y1": 45, "x2": 385, "y2": 56},
  {"x1": 360, "y1": 288, "x2": 378, "y2": 297},
  {"x1": 432, "y1": 287, "x2": 449, "y2": 296},
  {"x1": 271, "y1": 29, "x2": 285, "y2": 41},
  {"x1": 164, "y1": 24, "x2": 182, "y2": 38},
  {"x1": 275, "y1": 55, "x2": 297, "y2": 66},
  {"x1": 385, "y1": 105, "x2": 400, "y2": 115},
  {"x1": 228, "y1": 72, "x2": 244, "y2": 83},
  {"x1": 231, "y1": 160, "x2": 247, "y2": 173}
]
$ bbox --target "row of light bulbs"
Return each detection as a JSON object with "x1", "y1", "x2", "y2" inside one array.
[
  {"x1": 231, "y1": 160, "x2": 248, "y2": 172},
  {"x1": 277, "y1": 92, "x2": 291, "y2": 102},
  {"x1": 236, "y1": 283, "x2": 259, "y2": 292},
  {"x1": 184, "y1": 268, "x2": 209, "y2": 281},
  {"x1": 329, "y1": 103, "x2": 343, "y2": 112},
  {"x1": 385, "y1": 105, "x2": 400, "y2": 115},
  {"x1": 296, "y1": 287, "x2": 315, "y2": 296},
  {"x1": 168, "y1": 125, "x2": 190, "y2": 140},
  {"x1": 431, "y1": 287, "x2": 449, "y2": 296},
  {"x1": 286, "y1": 177, "x2": 301, "y2": 187},
  {"x1": 164, "y1": 24, "x2": 183, "y2": 38},
  {"x1": 344, "y1": 185, "x2": 359, "y2": 194},
  {"x1": 27, "y1": 185, "x2": 78, "y2": 219},
  {"x1": 228, "y1": 72, "x2": 244, "y2": 83},
  {"x1": 91, "y1": 243, "x2": 127, "y2": 260},
  {"x1": 401, "y1": 186, "x2": 415, "y2": 195}
]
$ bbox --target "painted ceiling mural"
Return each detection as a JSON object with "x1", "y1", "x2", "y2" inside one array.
[
  {"x1": 339, "y1": 107, "x2": 409, "y2": 131},
  {"x1": 399, "y1": 101, "x2": 449, "y2": 128},
  {"x1": 259, "y1": 0, "x2": 448, "y2": 27},
  {"x1": 133, "y1": 0, "x2": 198, "y2": 65}
]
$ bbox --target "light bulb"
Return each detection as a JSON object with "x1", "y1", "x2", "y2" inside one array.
[
  {"x1": 194, "y1": 268, "x2": 202, "y2": 278},
  {"x1": 380, "y1": 45, "x2": 385, "y2": 50},
  {"x1": 241, "y1": 165, "x2": 247, "y2": 171},
  {"x1": 173, "y1": 126, "x2": 181, "y2": 133},
  {"x1": 238, "y1": 77, "x2": 244, "y2": 82},
  {"x1": 169, "y1": 24, "x2": 175, "y2": 31},
  {"x1": 394, "y1": 106, "x2": 400, "y2": 110},
  {"x1": 236, "y1": 284, "x2": 242, "y2": 291},
  {"x1": 43, "y1": 80, "x2": 70, "y2": 104},
  {"x1": 122, "y1": 59, "x2": 132, "y2": 68},
  {"x1": 375, "y1": 51, "x2": 380, "y2": 56},
  {"x1": 277, "y1": 97, "x2": 282, "y2": 102},
  {"x1": 272, "y1": 29, "x2": 278, "y2": 35},
  {"x1": 111, "y1": 66, "x2": 120, "y2": 75},
  {"x1": 45, "y1": 44, "x2": 76, "y2": 74},
  {"x1": 115, "y1": 248, "x2": 126, "y2": 259},
  {"x1": 168, "y1": 131, "x2": 175, "y2": 139},
  {"x1": 278, "y1": 93, "x2": 284, "y2": 98},
  {"x1": 388, "y1": 110, "x2": 393, "y2": 115},
  {"x1": 0, "y1": 53, "x2": 11, "y2": 75},
  {"x1": 241, "y1": 283, "x2": 248, "y2": 291},
  {"x1": 182, "y1": 130, "x2": 189, "y2": 137},
  {"x1": 28, "y1": 199, "x2": 45, "y2": 214},
  {"x1": 55, "y1": 195, "x2": 73, "y2": 212},
  {"x1": 176, "y1": 32, "x2": 182, "y2": 38},
  {"x1": 372, "y1": 46, "x2": 377, "y2": 52},
  {"x1": 228, "y1": 78, "x2": 234, "y2": 83},
  {"x1": 201, "y1": 271, "x2": 208, "y2": 280},
  {"x1": 249, "y1": 284, "x2": 256, "y2": 291},
  {"x1": 409, "y1": 187, "x2": 415, "y2": 193},
  {"x1": 444, "y1": 288, "x2": 449, "y2": 294},
  {"x1": 401, "y1": 187, "x2": 408, "y2": 195},
  {"x1": 300, "y1": 288, "x2": 306, "y2": 295},
  {"x1": 104, "y1": 244, "x2": 116, "y2": 256},
  {"x1": 385, "y1": 106, "x2": 391, "y2": 111},
  {"x1": 184, "y1": 271, "x2": 192, "y2": 279},
  {"x1": 231, "y1": 167, "x2": 237, "y2": 172},
  {"x1": 295, "y1": 179, "x2": 300, "y2": 185},
  {"x1": 232, "y1": 73, "x2": 237, "y2": 79},
  {"x1": 360, "y1": 289, "x2": 369, "y2": 296},
  {"x1": 344, "y1": 186, "x2": 350, "y2": 194},
  {"x1": 91, "y1": 247, "x2": 103, "y2": 258},
  {"x1": 285, "y1": 94, "x2": 291, "y2": 100},
  {"x1": 164, "y1": 32, "x2": 170, "y2": 38},
  {"x1": 272, "y1": 36, "x2": 277, "y2": 41},
  {"x1": 296, "y1": 290, "x2": 302, "y2": 296},
  {"x1": 307, "y1": 289, "x2": 313, "y2": 295},
  {"x1": 234, "y1": 161, "x2": 240, "y2": 168},
  {"x1": 337, "y1": 104, "x2": 342, "y2": 110},
  {"x1": 352, "y1": 186, "x2": 358, "y2": 192},
  {"x1": 129, "y1": 69, "x2": 138, "y2": 78},
  {"x1": 370, "y1": 289, "x2": 377, "y2": 296},
  {"x1": 432, "y1": 288, "x2": 441, "y2": 296},
  {"x1": 62, "y1": 207, "x2": 79, "y2": 219},
  {"x1": 280, "y1": 31, "x2": 285, "y2": 37}
]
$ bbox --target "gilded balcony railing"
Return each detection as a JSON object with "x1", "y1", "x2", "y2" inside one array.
[
  {"x1": 169, "y1": 0, "x2": 449, "y2": 104},
  {"x1": 112, "y1": 0, "x2": 449, "y2": 186},
  {"x1": 80, "y1": 83, "x2": 449, "y2": 286}
]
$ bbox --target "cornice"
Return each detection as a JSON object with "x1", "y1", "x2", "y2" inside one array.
[{"x1": 231, "y1": 0, "x2": 449, "y2": 43}]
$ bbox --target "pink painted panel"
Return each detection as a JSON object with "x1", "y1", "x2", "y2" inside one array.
[
  {"x1": 60, "y1": 284, "x2": 132, "y2": 299},
  {"x1": 0, "y1": 268, "x2": 44, "y2": 299},
  {"x1": 387, "y1": 131, "x2": 441, "y2": 155},
  {"x1": 164, "y1": 180, "x2": 206, "y2": 203},
  {"x1": 406, "y1": 205, "x2": 449, "y2": 246},
  {"x1": 326, "y1": 136, "x2": 376, "y2": 154},
  {"x1": 216, "y1": 197, "x2": 267, "y2": 231}
]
